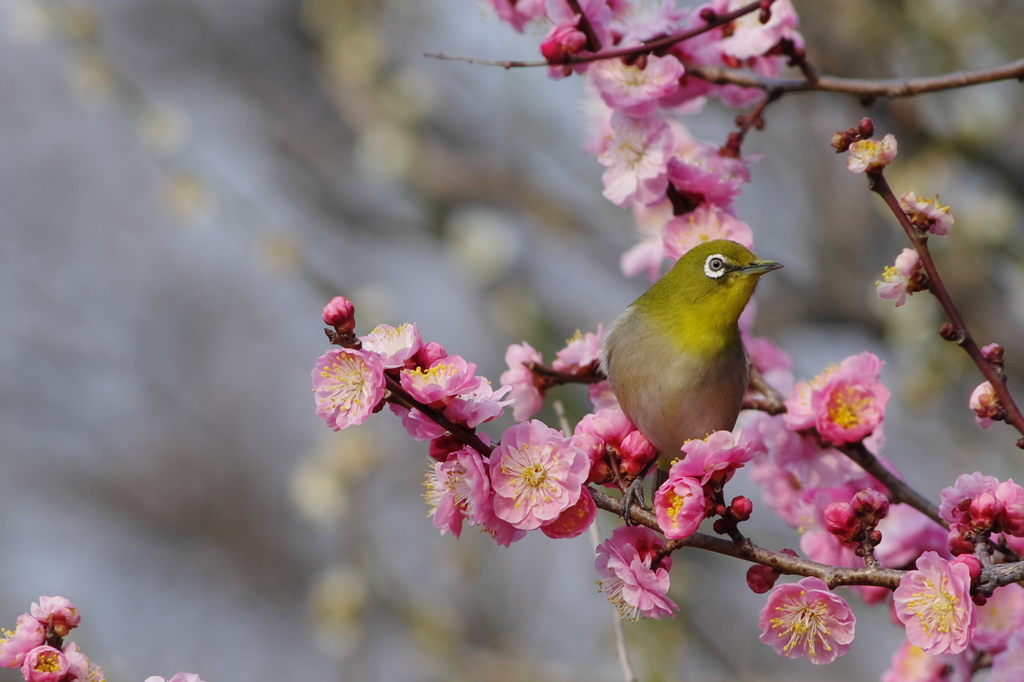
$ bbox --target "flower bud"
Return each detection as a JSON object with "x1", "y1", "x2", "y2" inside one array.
[
  {"x1": 699, "y1": 8, "x2": 717, "y2": 22},
  {"x1": 823, "y1": 502, "x2": 861, "y2": 543},
  {"x1": 322, "y1": 296, "x2": 356, "y2": 333},
  {"x1": 969, "y1": 491, "x2": 1002, "y2": 531},
  {"x1": 939, "y1": 322, "x2": 958, "y2": 341},
  {"x1": 414, "y1": 341, "x2": 448, "y2": 368},
  {"x1": 981, "y1": 343, "x2": 1005, "y2": 365},
  {"x1": 619, "y1": 430, "x2": 657, "y2": 478},
  {"x1": 952, "y1": 554, "x2": 983, "y2": 583},
  {"x1": 746, "y1": 564, "x2": 779, "y2": 594},
  {"x1": 858, "y1": 117, "x2": 874, "y2": 138},
  {"x1": 730, "y1": 495, "x2": 753, "y2": 522},
  {"x1": 21, "y1": 646, "x2": 69, "y2": 682},
  {"x1": 851, "y1": 488, "x2": 889, "y2": 521}
]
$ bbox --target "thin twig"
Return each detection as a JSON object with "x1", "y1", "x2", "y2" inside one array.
[
  {"x1": 836, "y1": 441, "x2": 944, "y2": 527},
  {"x1": 867, "y1": 171, "x2": 1024, "y2": 448}
]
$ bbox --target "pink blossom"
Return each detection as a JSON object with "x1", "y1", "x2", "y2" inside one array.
[
  {"x1": 443, "y1": 379, "x2": 513, "y2": 428},
  {"x1": 552, "y1": 325, "x2": 604, "y2": 372},
  {"x1": 664, "y1": 121, "x2": 752, "y2": 207},
  {"x1": 671, "y1": 429, "x2": 756, "y2": 485},
  {"x1": 589, "y1": 55, "x2": 685, "y2": 117},
  {"x1": 894, "y1": 551, "x2": 977, "y2": 655},
  {"x1": 900, "y1": 192, "x2": 954, "y2": 236},
  {"x1": 30, "y1": 597, "x2": 80, "y2": 638},
  {"x1": 540, "y1": 19, "x2": 588, "y2": 79},
  {"x1": 321, "y1": 295, "x2": 355, "y2": 332},
  {"x1": 940, "y1": 472, "x2": 999, "y2": 526},
  {"x1": 572, "y1": 408, "x2": 636, "y2": 484},
  {"x1": 21, "y1": 646, "x2": 69, "y2": 682},
  {"x1": 653, "y1": 474, "x2": 707, "y2": 539},
  {"x1": 63, "y1": 643, "x2": 102, "y2": 682},
  {"x1": 877, "y1": 248, "x2": 923, "y2": 307},
  {"x1": 970, "y1": 381, "x2": 1002, "y2": 429},
  {"x1": 997, "y1": 479, "x2": 1024, "y2": 535},
  {"x1": 388, "y1": 404, "x2": 446, "y2": 440},
  {"x1": 974, "y1": 583, "x2": 1024, "y2": 653},
  {"x1": 0, "y1": 614, "x2": 45, "y2": 668},
  {"x1": 748, "y1": 452, "x2": 809, "y2": 529},
  {"x1": 500, "y1": 342, "x2": 545, "y2": 422},
  {"x1": 758, "y1": 576, "x2": 855, "y2": 664},
  {"x1": 881, "y1": 638, "x2": 970, "y2": 682},
  {"x1": 598, "y1": 111, "x2": 672, "y2": 207},
  {"x1": 489, "y1": 420, "x2": 589, "y2": 530},
  {"x1": 588, "y1": 380, "x2": 619, "y2": 411},
  {"x1": 992, "y1": 631, "x2": 1024, "y2": 682},
  {"x1": 713, "y1": 0, "x2": 804, "y2": 62},
  {"x1": 846, "y1": 133, "x2": 898, "y2": 173},
  {"x1": 621, "y1": 200, "x2": 673, "y2": 281},
  {"x1": 414, "y1": 341, "x2": 447, "y2": 368},
  {"x1": 486, "y1": 0, "x2": 547, "y2": 33},
  {"x1": 361, "y1": 323, "x2": 421, "y2": 369},
  {"x1": 610, "y1": 0, "x2": 687, "y2": 45},
  {"x1": 541, "y1": 487, "x2": 597, "y2": 539},
  {"x1": 937, "y1": 472, "x2": 1024, "y2": 536},
  {"x1": 477, "y1": 498, "x2": 528, "y2": 547},
  {"x1": 874, "y1": 504, "x2": 951, "y2": 569},
  {"x1": 425, "y1": 448, "x2": 491, "y2": 537},
  {"x1": 312, "y1": 348, "x2": 386, "y2": 431},
  {"x1": 145, "y1": 675, "x2": 207, "y2": 682},
  {"x1": 662, "y1": 204, "x2": 753, "y2": 261},
  {"x1": 400, "y1": 355, "x2": 480, "y2": 404},
  {"x1": 595, "y1": 526, "x2": 678, "y2": 620}
]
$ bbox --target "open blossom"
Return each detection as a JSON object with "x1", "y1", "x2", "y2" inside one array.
[
  {"x1": 145, "y1": 675, "x2": 207, "y2": 682},
  {"x1": 400, "y1": 355, "x2": 480, "y2": 404},
  {"x1": 444, "y1": 378, "x2": 513, "y2": 428},
  {"x1": 598, "y1": 111, "x2": 672, "y2": 207},
  {"x1": 361, "y1": 323, "x2": 421, "y2": 368},
  {"x1": 713, "y1": 0, "x2": 804, "y2": 64},
  {"x1": 881, "y1": 638, "x2": 970, "y2": 682},
  {"x1": 939, "y1": 472, "x2": 1024, "y2": 537},
  {"x1": 970, "y1": 381, "x2": 1003, "y2": 429},
  {"x1": 595, "y1": 526, "x2": 678, "y2": 620},
  {"x1": 758, "y1": 576, "x2": 855, "y2": 664},
  {"x1": 653, "y1": 473, "x2": 707, "y2": 539},
  {"x1": 588, "y1": 54, "x2": 685, "y2": 116},
  {"x1": 500, "y1": 342, "x2": 544, "y2": 422},
  {"x1": 785, "y1": 352, "x2": 890, "y2": 446},
  {"x1": 672, "y1": 429, "x2": 756, "y2": 485},
  {"x1": 662, "y1": 204, "x2": 753, "y2": 261},
  {"x1": 312, "y1": 349, "x2": 386, "y2": 431},
  {"x1": 894, "y1": 551, "x2": 977, "y2": 655},
  {"x1": 572, "y1": 408, "x2": 655, "y2": 483},
  {"x1": 489, "y1": 420, "x2": 589, "y2": 530},
  {"x1": 425, "y1": 448, "x2": 491, "y2": 537},
  {"x1": 0, "y1": 614, "x2": 45, "y2": 668},
  {"x1": 900, "y1": 192, "x2": 954, "y2": 236},
  {"x1": 992, "y1": 631, "x2": 1024, "y2": 682},
  {"x1": 973, "y1": 583, "x2": 1024, "y2": 653},
  {"x1": 621, "y1": 199, "x2": 672, "y2": 281},
  {"x1": 22, "y1": 646, "x2": 69, "y2": 682},
  {"x1": 846, "y1": 133, "x2": 897, "y2": 173},
  {"x1": 553, "y1": 326, "x2": 604, "y2": 372},
  {"x1": 541, "y1": 486, "x2": 597, "y2": 539},
  {"x1": 876, "y1": 248, "x2": 923, "y2": 307}
]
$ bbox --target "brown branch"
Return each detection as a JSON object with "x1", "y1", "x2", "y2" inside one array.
[
  {"x1": 836, "y1": 441, "x2": 944, "y2": 528},
  {"x1": 382, "y1": 374, "x2": 494, "y2": 456},
  {"x1": 742, "y1": 365, "x2": 787, "y2": 414},
  {"x1": 866, "y1": 171, "x2": 1024, "y2": 448}
]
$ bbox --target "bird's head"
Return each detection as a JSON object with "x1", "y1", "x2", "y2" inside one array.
[{"x1": 635, "y1": 239, "x2": 783, "y2": 353}]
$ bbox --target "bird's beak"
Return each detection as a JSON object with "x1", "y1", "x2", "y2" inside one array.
[{"x1": 740, "y1": 259, "x2": 783, "y2": 276}]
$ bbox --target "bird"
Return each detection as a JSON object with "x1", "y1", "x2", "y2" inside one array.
[{"x1": 600, "y1": 239, "x2": 782, "y2": 491}]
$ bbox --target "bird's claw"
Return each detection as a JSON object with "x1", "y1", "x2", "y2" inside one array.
[{"x1": 620, "y1": 476, "x2": 650, "y2": 525}]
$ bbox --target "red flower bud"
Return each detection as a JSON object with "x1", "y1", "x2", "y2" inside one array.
[
  {"x1": 823, "y1": 502, "x2": 861, "y2": 543},
  {"x1": 322, "y1": 296, "x2": 356, "y2": 333},
  {"x1": 746, "y1": 564, "x2": 780, "y2": 594}
]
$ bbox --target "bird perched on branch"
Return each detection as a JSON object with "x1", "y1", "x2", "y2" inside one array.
[{"x1": 601, "y1": 239, "x2": 782, "y2": 504}]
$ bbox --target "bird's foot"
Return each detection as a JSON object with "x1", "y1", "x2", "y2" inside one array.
[{"x1": 620, "y1": 476, "x2": 651, "y2": 525}]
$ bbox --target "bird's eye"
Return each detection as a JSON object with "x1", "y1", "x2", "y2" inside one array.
[{"x1": 704, "y1": 254, "x2": 727, "y2": 279}]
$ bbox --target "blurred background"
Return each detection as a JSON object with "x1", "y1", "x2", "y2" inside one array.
[{"x1": 3, "y1": 0, "x2": 1024, "y2": 680}]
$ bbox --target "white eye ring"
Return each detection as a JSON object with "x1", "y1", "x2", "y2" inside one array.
[{"x1": 704, "y1": 254, "x2": 727, "y2": 278}]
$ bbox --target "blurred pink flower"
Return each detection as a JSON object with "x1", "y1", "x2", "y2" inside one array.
[
  {"x1": 900, "y1": 192, "x2": 954, "y2": 236},
  {"x1": 876, "y1": 248, "x2": 922, "y2": 307},
  {"x1": 0, "y1": 615, "x2": 45, "y2": 668},
  {"x1": 598, "y1": 111, "x2": 672, "y2": 207},
  {"x1": 991, "y1": 630, "x2": 1024, "y2": 682},
  {"x1": 662, "y1": 204, "x2": 753, "y2": 261},
  {"x1": 974, "y1": 583, "x2": 1024, "y2": 653},
  {"x1": 758, "y1": 576, "x2": 855, "y2": 664},
  {"x1": 672, "y1": 429, "x2": 756, "y2": 485},
  {"x1": 589, "y1": 54, "x2": 685, "y2": 116},
  {"x1": 553, "y1": 325, "x2": 604, "y2": 372},
  {"x1": 30, "y1": 598, "x2": 80, "y2": 639},
  {"x1": 500, "y1": 342, "x2": 545, "y2": 422},
  {"x1": 881, "y1": 637, "x2": 970, "y2": 682}
]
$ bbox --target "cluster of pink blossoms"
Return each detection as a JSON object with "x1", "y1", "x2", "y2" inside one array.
[{"x1": 485, "y1": 0, "x2": 804, "y2": 281}]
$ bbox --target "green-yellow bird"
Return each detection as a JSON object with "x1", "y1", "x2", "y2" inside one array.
[{"x1": 601, "y1": 239, "x2": 782, "y2": 473}]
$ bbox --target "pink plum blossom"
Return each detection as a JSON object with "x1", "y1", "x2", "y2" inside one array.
[
  {"x1": 874, "y1": 504, "x2": 951, "y2": 569},
  {"x1": 992, "y1": 630, "x2": 1024, "y2": 682},
  {"x1": 973, "y1": 583, "x2": 1024, "y2": 653},
  {"x1": 361, "y1": 323, "x2": 421, "y2": 368},
  {"x1": 63, "y1": 643, "x2": 102, "y2": 682},
  {"x1": 621, "y1": 200, "x2": 673, "y2": 280},
  {"x1": 477, "y1": 497, "x2": 528, "y2": 547},
  {"x1": 671, "y1": 429, "x2": 756, "y2": 485},
  {"x1": 541, "y1": 487, "x2": 597, "y2": 539},
  {"x1": 540, "y1": 19, "x2": 588, "y2": 78},
  {"x1": 758, "y1": 576, "x2": 855, "y2": 664},
  {"x1": 900, "y1": 192, "x2": 954, "y2": 236},
  {"x1": 653, "y1": 473, "x2": 707, "y2": 539},
  {"x1": 388, "y1": 404, "x2": 447, "y2": 441},
  {"x1": 939, "y1": 472, "x2": 1024, "y2": 538},
  {"x1": 662, "y1": 204, "x2": 753, "y2": 261},
  {"x1": 489, "y1": 420, "x2": 589, "y2": 530},
  {"x1": 0, "y1": 614, "x2": 45, "y2": 668},
  {"x1": 877, "y1": 248, "x2": 923, "y2": 307},
  {"x1": 598, "y1": 111, "x2": 672, "y2": 207},
  {"x1": 970, "y1": 381, "x2": 1002, "y2": 429},
  {"x1": 21, "y1": 646, "x2": 68, "y2": 682},
  {"x1": 893, "y1": 551, "x2": 977, "y2": 655},
  {"x1": 553, "y1": 326, "x2": 604, "y2": 372},
  {"x1": 846, "y1": 134, "x2": 898, "y2": 173},
  {"x1": 716, "y1": 0, "x2": 803, "y2": 61},
  {"x1": 30, "y1": 598, "x2": 80, "y2": 638},
  {"x1": 881, "y1": 638, "x2": 970, "y2": 682},
  {"x1": 572, "y1": 407, "x2": 654, "y2": 483},
  {"x1": 425, "y1": 448, "x2": 492, "y2": 537},
  {"x1": 588, "y1": 54, "x2": 685, "y2": 116},
  {"x1": 588, "y1": 380, "x2": 619, "y2": 411},
  {"x1": 443, "y1": 378, "x2": 513, "y2": 428},
  {"x1": 145, "y1": 675, "x2": 207, "y2": 682},
  {"x1": 312, "y1": 348, "x2": 387, "y2": 430},
  {"x1": 400, "y1": 355, "x2": 480, "y2": 404},
  {"x1": 500, "y1": 342, "x2": 545, "y2": 422},
  {"x1": 595, "y1": 526, "x2": 678, "y2": 620},
  {"x1": 610, "y1": 0, "x2": 687, "y2": 45},
  {"x1": 321, "y1": 295, "x2": 355, "y2": 332}
]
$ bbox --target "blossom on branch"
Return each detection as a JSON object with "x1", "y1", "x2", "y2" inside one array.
[
  {"x1": 653, "y1": 473, "x2": 707, "y2": 539},
  {"x1": 876, "y1": 248, "x2": 923, "y2": 307},
  {"x1": 424, "y1": 447, "x2": 491, "y2": 537},
  {"x1": 597, "y1": 111, "x2": 672, "y2": 207},
  {"x1": 846, "y1": 134, "x2": 897, "y2": 173},
  {"x1": 662, "y1": 204, "x2": 753, "y2": 261},
  {"x1": 880, "y1": 638, "x2": 970, "y2": 682},
  {"x1": 893, "y1": 551, "x2": 977, "y2": 655},
  {"x1": 758, "y1": 576, "x2": 855, "y2": 665},
  {"x1": 595, "y1": 526, "x2": 678, "y2": 620},
  {"x1": 899, "y1": 192, "x2": 954, "y2": 236},
  {"x1": 311, "y1": 349, "x2": 386, "y2": 431},
  {"x1": 970, "y1": 381, "x2": 1004, "y2": 429},
  {"x1": 489, "y1": 420, "x2": 589, "y2": 530},
  {"x1": 500, "y1": 342, "x2": 545, "y2": 422},
  {"x1": 362, "y1": 323, "x2": 422, "y2": 368},
  {"x1": 0, "y1": 615, "x2": 44, "y2": 668},
  {"x1": 589, "y1": 54, "x2": 685, "y2": 116}
]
